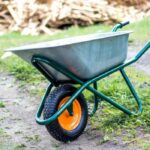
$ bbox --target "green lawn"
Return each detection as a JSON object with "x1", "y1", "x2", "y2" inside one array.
[
  {"x1": 0, "y1": 18, "x2": 150, "y2": 149},
  {"x1": 126, "y1": 18, "x2": 150, "y2": 42}
]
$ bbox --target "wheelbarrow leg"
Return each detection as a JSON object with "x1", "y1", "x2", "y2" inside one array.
[
  {"x1": 120, "y1": 69, "x2": 142, "y2": 113},
  {"x1": 89, "y1": 82, "x2": 99, "y2": 116}
]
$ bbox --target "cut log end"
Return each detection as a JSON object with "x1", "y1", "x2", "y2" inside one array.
[{"x1": 35, "y1": 0, "x2": 53, "y2": 5}]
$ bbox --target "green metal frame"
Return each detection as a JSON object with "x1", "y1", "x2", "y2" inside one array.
[{"x1": 31, "y1": 22, "x2": 150, "y2": 125}]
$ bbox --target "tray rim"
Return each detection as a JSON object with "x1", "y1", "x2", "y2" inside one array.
[{"x1": 6, "y1": 31, "x2": 132, "y2": 52}]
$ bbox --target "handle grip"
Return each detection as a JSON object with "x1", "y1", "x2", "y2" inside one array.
[{"x1": 119, "y1": 21, "x2": 130, "y2": 28}]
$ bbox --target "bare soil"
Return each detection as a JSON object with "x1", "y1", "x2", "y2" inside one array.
[
  {"x1": 128, "y1": 42, "x2": 150, "y2": 75},
  {"x1": 0, "y1": 43, "x2": 149, "y2": 150}
]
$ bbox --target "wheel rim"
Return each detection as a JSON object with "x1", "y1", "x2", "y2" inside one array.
[{"x1": 58, "y1": 96, "x2": 82, "y2": 131}]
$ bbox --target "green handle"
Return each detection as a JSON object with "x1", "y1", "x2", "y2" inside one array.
[{"x1": 112, "y1": 21, "x2": 130, "y2": 32}]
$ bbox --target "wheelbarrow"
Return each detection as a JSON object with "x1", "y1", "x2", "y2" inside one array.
[{"x1": 7, "y1": 21, "x2": 150, "y2": 142}]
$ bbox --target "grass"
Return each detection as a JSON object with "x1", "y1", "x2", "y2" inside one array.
[
  {"x1": 126, "y1": 18, "x2": 150, "y2": 42},
  {"x1": 0, "y1": 18, "x2": 149, "y2": 148},
  {"x1": 88, "y1": 68, "x2": 150, "y2": 148},
  {"x1": 92, "y1": 69, "x2": 150, "y2": 126}
]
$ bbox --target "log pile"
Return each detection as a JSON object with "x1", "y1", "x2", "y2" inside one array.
[{"x1": 0, "y1": 0, "x2": 150, "y2": 35}]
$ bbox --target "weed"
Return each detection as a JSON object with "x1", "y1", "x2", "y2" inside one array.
[
  {"x1": 0, "y1": 128, "x2": 9, "y2": 138},
  {"x1": 24, "y1": 135, "x2": 41, "y2": 143},
  {"x1": 99, "y1": 135, "x2": 111, "y2": 144},
  {"x1": 0, "y1": 101, "x2": 5, "y2": 108},
  {"x1": 15, "y1": 144, "x2": 26, "y2": 149},
  {"x1": 15, "y1": 131, "x2": 22, "y2": 134},
  {"x1": 0, "y1": 128, "x2": 4, "y2": 135},
  {"x1": 51, "y1": 143, "x2": 59, "y2": 148}
]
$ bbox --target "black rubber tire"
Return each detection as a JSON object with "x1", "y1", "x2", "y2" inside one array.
[{"x1": 43, "y1": 84, "x2": 88, "y2": 142}]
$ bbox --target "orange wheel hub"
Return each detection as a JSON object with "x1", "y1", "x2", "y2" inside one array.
[{"x1": 58, "y1": 96, "x2": 82, "y2": 131}]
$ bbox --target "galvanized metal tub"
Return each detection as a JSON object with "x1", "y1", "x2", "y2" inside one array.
[{"x1": 7, "y1": 31, "x2": 131, "y2": 80}]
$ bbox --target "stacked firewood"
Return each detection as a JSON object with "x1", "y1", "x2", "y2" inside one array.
[
  {"x1": 107, "y1": 0, "x2": 147, "y2": 6},
  {"x1": 0, "y1": 0, "x2": 149, "y2": 35}
]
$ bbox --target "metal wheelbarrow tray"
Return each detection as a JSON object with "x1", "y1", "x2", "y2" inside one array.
[
  {"x1": 7, "y1": 21, "x2": 150, "y2": 142},
  {"x1": 8, "y1": 31, "x2": 130, "y2": 81}
]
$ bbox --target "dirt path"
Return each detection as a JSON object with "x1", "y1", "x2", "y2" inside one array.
[
  {"x1": 128, "y1": 43, "x2": 150, "y2": 75},
  {"x1": 0, "y1": 43, "x2": 150, "y2": 150},
  {"x1": 0, "y1": 73, "x2": 130, "y2": 150}
]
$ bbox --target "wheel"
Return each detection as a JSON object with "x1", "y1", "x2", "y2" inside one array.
[{"x1": 43, "y1": 84, "x2": 88, "y2": 142}]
